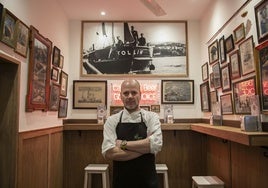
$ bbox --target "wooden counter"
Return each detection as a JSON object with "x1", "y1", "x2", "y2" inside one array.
[{"x1": 63, "y1": 122, "x2": 268, "y2": 146}]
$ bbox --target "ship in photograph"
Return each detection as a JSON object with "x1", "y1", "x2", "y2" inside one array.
[{"x1": 83, "y1": 22, "x2": 155, "y2": 74}]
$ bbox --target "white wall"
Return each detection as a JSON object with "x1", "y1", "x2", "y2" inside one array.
[
  {"x1": 200, "y1": 0, "x2": 262, "y2": 120},
  {"x1": 0, "y1": 0, "x2": 69, "y2": 131}
]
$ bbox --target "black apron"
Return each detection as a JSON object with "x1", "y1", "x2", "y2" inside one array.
[{"x1": 113, "y1": 112, "x2": 158, "y2": 188}]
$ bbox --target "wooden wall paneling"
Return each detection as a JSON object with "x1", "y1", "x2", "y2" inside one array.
[
  {"x1": 156, "y1": 130, "x2": 207, "y2": 188},
  {"x1": 64, "y1": 130, "x2": 112, "y2": 188},
  {"x1": 206, "y1": 136, "x2": 231, "y2": 188},
  {"x1": 49, "y1": 131, "x2": 63, "y2": 188},
  {"x1": 231, "y1": 142, "x2": 268, "y2": 188}
]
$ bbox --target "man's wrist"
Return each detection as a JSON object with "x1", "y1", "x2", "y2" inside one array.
[{"x1": 120, "y1": 140, "x2": 127, "y2": 150}]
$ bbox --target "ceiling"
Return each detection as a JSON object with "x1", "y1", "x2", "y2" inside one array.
[{"x1": 56, "y1": 0, "x2": 213, "y2": 21}]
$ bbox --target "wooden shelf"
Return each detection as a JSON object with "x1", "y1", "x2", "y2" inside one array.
[{"x1": 191, "y1": 123, "x2": 268, "y2": 146}]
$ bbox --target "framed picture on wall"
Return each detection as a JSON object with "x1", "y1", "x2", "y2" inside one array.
[
  {"x1": 0, "y1": 8, "x2": 17, "y2": 48},
  {"x1": 256, "y1": 40, "x2": 268, "y2": 112},
  {"x1": 58, "y1": 97, "x2": 68, "y2": 118},
  {"x1": 221, "y1": 64, "x2": 231, "y2": 92},
  {"x1": 151, "y1": 104, "x2": 160, "y2": 113},
  {"x1": 233, "y1": 23, "x2": 245, "y2": 44},
  {"x1": 25, "y1": 26, "x2": 52, "y2": 112},
  {"x1": 212, "y1": 62, "x2": 221, "y2": 89},
  {"x1": 233, "y1": 76, "x2": 256, "y2": 114},
  {"x1": 201, "y1": 62, "x2": 209, "y2": 81},
  {"x1": 200, "y1": 81, "x2": 210, "y2": 112},
  {"x1": 49, "y1": 83, "x2": 60, "y2": 111},
  {"x1": 73, "y1": 80, "x2": 107, "y2": 109},
  {"x1": 220, "y1": 93, "x2": 234, "y2": 115},
  {"x1": 161, "y1": 80, "x2": 194, "y2": 104},
  {"x1": 110, "y1": 106, "x2": 124, "y2": 115},
  {"x1": 60, "y1": 71, "x2": 68, "y2": 97},
  {"x1": 255, "y1": 0, "x2": 268, "y2": 43},
  {"x1": 239, "y1": 36, "x2": 255, "y2": 76},
  {"x1": 51, "y1": 67, "x2": 59, "y2": 81},
  {"x1": 52, "y1": 46, "x2": 61, "y2": 67},
  {"x1": 208, "y1": 39, "x2": 219, "y2": 64},
  {"x1": 229, "y1": 50, "x2": 241, "y2": 80},
  {"x1": 14, "y1": 20, "x2": 30, "y2": 57},
  {"x1": 81, "y1": 21, "x2": 188, "y2": 77},
  {"x1": 140, "y1": 106, "x2": 150, "y2": 111},
  {"x1": 219, "y1": 36, "x2": 226, "y2": 63},
  {"x1": 225, "y1": 34, "x2": 235, "y2": 54}
]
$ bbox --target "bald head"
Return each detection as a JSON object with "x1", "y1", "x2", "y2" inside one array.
[{"x1": 120, "y1": 79, "x2": 141, "y2": 113}]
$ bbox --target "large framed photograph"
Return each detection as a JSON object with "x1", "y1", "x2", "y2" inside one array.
[
  {"x1": 255, "y1": 0, "x2": 268, "y2": 43},
  {"x1": 233, "y1": 23, "x2": 245, "y2": 44},
  {"x1": 221, "y1": 64, "x2": 231, "y2": 92},
  {"x1": 239, "y1": 36, "x2": 255, "y2": 76},
  {"x1": 200, "y1": 81, "x2": 210, "y2": 112},
  {"x1": 233, "y1": 76, "x2": 256, "y2": 114},
  {"x1": 26, "y1": 26, "x2": 52, "y2": 112},
  {"x1": 81, "y1": 21, "x2": 188, "y2": 77},
  {"x1": 60, "y1": 71, "x2": 68, "y2": 97},
  {"x1": 49, "y1": 83, "x2": 60, "y2": 111},
  {"x1": 58, "y1": 97, "x2": 68, "y2": 118},
  {"x1": 201, "y1": 62, "x2": 209, "y2": 81},
  {"x1": 73, "y1": 80, "x2": 107, "y2": 109},
  {"x1": 229, "y1": 50, "x2": 241, "y2": 80},
  {"x1": 161, "y1": 80, "x2": 194, "y2": 104},
  {"x1": 220, "y1": 93, "x2": 233, "y2": 115},
  {"x1": 0, "y1": 8, "x2": 17, "y2": 48},
  {"x1": 219, "y1": 36, "x2": 226, "y2": 63},
  {"x1": 256, "y1": 40, "x2": 268, "y2": 112},
  {"x1": 208, "y1": 39, "x2": 218, "y2": 64},
  {"x1": 14, "y1": 20, "x2": 29, "y2": 57}
]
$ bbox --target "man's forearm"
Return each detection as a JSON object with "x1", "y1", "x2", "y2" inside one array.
[
  {"x1": 105, "y1": 146, "x2": 142, "y2": 161},
  {"x1": 117, "y1": 138, "x2": 151, "y2": 154}
]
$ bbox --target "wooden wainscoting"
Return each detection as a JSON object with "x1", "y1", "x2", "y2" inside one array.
[{"x1": 17, "y1": 126, "x2": 63, "y2": 188}]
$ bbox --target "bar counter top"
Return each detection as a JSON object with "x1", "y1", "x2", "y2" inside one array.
[{"x1": 63, "y1": 122, "x2": 268, "y2": 146}]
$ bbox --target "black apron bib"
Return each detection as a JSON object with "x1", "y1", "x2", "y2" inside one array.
[{"x1": 113, "y1": 112, "x2": 158, "y2": 188}]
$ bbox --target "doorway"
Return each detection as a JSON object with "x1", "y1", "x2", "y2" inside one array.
[{"x1": 0, "y1": 53, "x2": 20, "y2": 188}]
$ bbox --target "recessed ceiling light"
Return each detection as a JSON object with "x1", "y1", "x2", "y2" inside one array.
[{"x1": 101, "y1": 11, "x2": 106, "y2": 16}]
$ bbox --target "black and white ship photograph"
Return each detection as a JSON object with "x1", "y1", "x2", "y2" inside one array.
[{"x1": 81, "y1": 21, "x2": 188, "y2": 76}]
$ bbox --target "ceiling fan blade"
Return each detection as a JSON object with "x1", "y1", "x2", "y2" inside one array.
[{"x1": 140, "y1": 0, "x2": 166, "y2": 16}]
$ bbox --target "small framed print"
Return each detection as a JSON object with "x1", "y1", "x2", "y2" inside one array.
[
  {"x1": 49, "y1": 83, "x2": 60, "y2": 111},
  {"x1": 210, "y1": 73, "x2": 215, "y2": 89},
  {"x1": 233, "y1": 76, "x2": 256, "y2": 114},
  {"x1": 239, "y1": 36, "x2": 255, "y2": 76},
  {"x1": 233, "y1": 23, "x2": 245, "y2": 44},
  {"x1": 161, "y1": 80, "x2": 194, "y2": 104},
  {"x1": 73, "y1": 80, "x2": 107, "y2": 109},
  {"x1": 60, "y1": 71, "x2": 68, "y2": 97},
  {"x1": 219, "y1": 36, "x2": 226, "y2": 63},
  {"x1": 59, "y1": 55, "x2": 64, "y2": 69},
  {"x1": 210, "y1": 90, "x2": 218, "y2": 114},
  {"x1": 0, "y1": 8, "x2": 17, "y2": 48},
  {"x1": 208, "y1": 39, "x2": 219, "y2": 64},
  {"x1": 255, "y1": 0, "x2": 268, "y2": 43},
  {"x1": 110, "y1": 106, "x2": 124, "y2": 116},
  {"x1": 140, "y1": 106, "x2": 150, "y2": 111},
  {"x1": 229, "y1": 50, "x2": 241, "y2": 80},
  {"x1": 212, "y1": 62, "x2": 221, "y2": 89},
  {"x1": 220, "y1": 93, "x2": 233, "y2": 115},
  {"x1": 52, "y1": 46, "x2": 60, "y2": 67},
  {"x1": 221, "y1": 64, "x2": 231, "y2": 92},
  {"x1": 151, "y1": 104, "x2": 160, "y2": 113},
  {"x1": 58, "y1": 97, "x2": 68, "y2": 118},
  {"x1": 200, "y1": 81, "x2": 210, "y2": 112},
  {"x1": 51, "y1": 67, "x2": 59, "y2": 81},
  {"x1": 201, "y1": 62, "x2": 209, "y2": 81},
  {"x1": 225, "y1": 34, "x2": 235, "y2": 54},
  {"x1": 14, "y1": 20, "x2": 29, "y2": 57}
]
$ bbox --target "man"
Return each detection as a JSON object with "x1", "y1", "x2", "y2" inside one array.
[
  {"x1": 138, "y1": 33, "x2": 146, "y2": 46},
  {"x1": 131, "y1": 25, "x2": 139, "y2": 46},
  {"x1": 102, "y1": 79, "x2": 162, "y2": 188}
]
